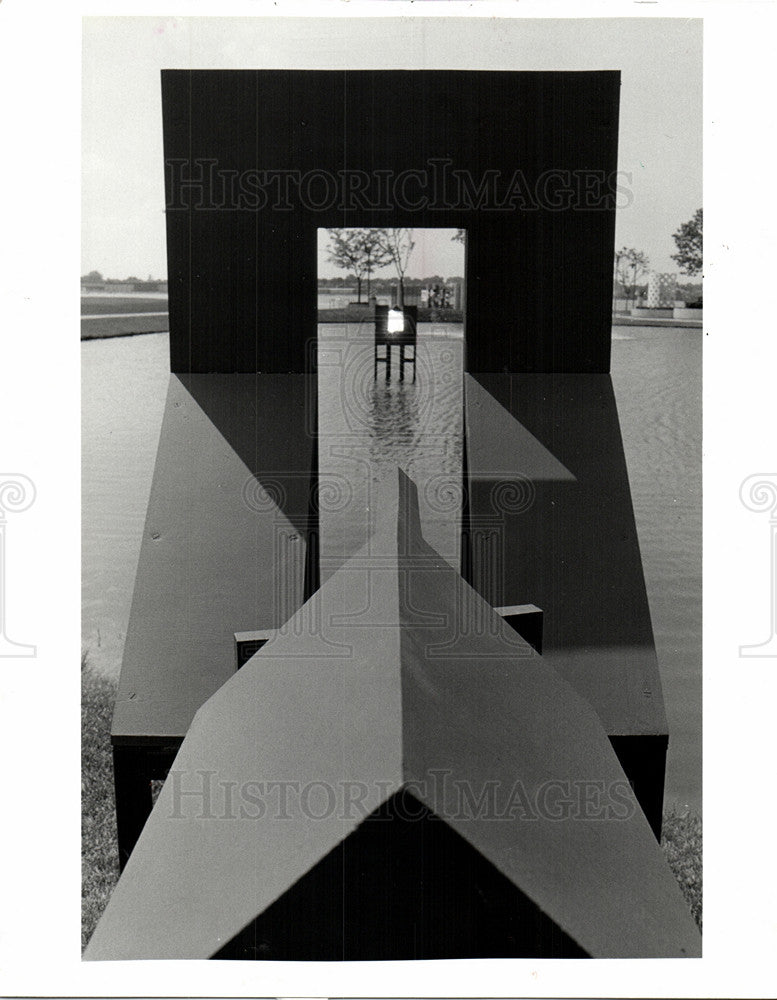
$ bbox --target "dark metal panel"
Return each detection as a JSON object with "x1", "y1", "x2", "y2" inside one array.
[
  {"x1": 215, "y1": 792, "x2": 587, "y2": 960},
  {"x1": 161, "y1": 70, "x2": 619, "y2": 374}
]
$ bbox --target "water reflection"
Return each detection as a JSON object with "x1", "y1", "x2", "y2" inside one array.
[
  {"x1": 367, "y1": 378, "x2": 423, "y2": 470},
  {"x1": 317, "y1": 323, "x2": 465, "y2": 575}
]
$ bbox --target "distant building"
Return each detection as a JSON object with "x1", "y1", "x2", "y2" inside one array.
[{"x1": 646, "y1": 272, "x2": 678, "y2": 308}]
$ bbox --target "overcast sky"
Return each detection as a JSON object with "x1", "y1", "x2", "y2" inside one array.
[{"x1": 82, "y1": 16, "x2": 702, "y2": 281}]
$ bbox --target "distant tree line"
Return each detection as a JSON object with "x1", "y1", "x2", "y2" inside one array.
[
  {"x1": 318, "y1": 275, "x2": 463, "y2": 289},
  {"x1": 81, "y1": 270, "x2": 166, "y2": 287}
]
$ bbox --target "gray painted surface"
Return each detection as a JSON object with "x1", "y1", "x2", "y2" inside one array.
[
  {"x1": 113, "y1": 374, "x2": 313, "y2": 743},
  {"x1": 465, "y1": 373, "x2": 667, "y2": 739},
  {"x1": 89, "y1": 469, "x2": 699, "y2": 960},
  {"x1": 464, "y1": 374, "x2": 575, "y2": 483}
]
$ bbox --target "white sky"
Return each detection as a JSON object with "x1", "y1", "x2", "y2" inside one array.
[{"x1": 82, "y1": 16, "x2": 701, "y2": 281}]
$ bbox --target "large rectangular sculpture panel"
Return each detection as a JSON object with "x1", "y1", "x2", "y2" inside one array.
[{"x1": 161, "y1": 70, "x2": 619, "y2": 374}]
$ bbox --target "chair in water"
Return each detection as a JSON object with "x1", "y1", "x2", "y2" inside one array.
[{"x1": 374, "y1": 305, "x2": 417, "y2": 383}]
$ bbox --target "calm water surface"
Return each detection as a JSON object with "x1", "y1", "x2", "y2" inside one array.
[
  {"x1": 611, "y1": 326, "x2": 702, "y2": 812},
  {"x1": 82, "y1": 325, "x2": 701, "y2": 811}
]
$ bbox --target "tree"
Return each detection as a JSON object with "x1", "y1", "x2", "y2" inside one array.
[
  {"x1": 82, "y1": 270, "x2": 103, "y2": 283},
  {"x1": 325, "y1": 229, "x2": 392, "y2": 303},
  {"x1": 614, "y1": 247, "x2": 650, "y2": 303},
  {"x1": 671, "y1": 208, "x2": 703, "y2": 277},
  {"x1": 376, "y1": 228, "x2": 415, "y2": 307}
]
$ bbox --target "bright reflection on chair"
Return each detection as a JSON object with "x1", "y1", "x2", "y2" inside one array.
[
  {"x1": 374, "y1": 305, "x2": 417, "y2": 383},
  {"x1": 387, "y1": 308, "x2": 405, "y2": 335}
]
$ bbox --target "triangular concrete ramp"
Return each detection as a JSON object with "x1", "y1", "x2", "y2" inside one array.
[
  {"x1": 395, "y1": 471, "x2": 699, "y2": 959},
  {"x1": 214, "y1": 789, "x2": 587, "y2": 960},
  {"x1": 84, "y1": 531, "x2": 406, "y2": 961},
  {"x1": 85, "y1": 469, "x2": 699, "y2": 961}
]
